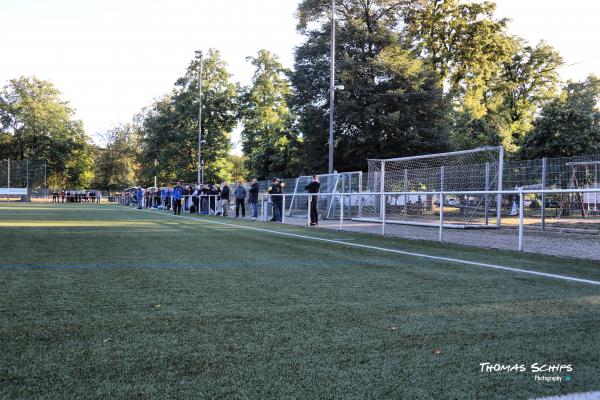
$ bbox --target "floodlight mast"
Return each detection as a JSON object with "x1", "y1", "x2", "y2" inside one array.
[
  {"x1": 195, "y1": 50, "x2": 203, "y2": 185},
  {"x1": 328, "y1": 0, "x2": 335, "y2": 174}
]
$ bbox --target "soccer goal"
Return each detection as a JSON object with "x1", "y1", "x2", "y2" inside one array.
[
  {"x1": 285, "y1": 171, "x2": 363, "y2": 219},
  {"x1": 354, "y1": 146, "x2": 504, "y2": 228}
]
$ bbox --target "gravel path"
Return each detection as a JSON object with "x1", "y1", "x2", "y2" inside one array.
[{"x1": 277, "y1": 216, "x2": 600, "y2": 261}]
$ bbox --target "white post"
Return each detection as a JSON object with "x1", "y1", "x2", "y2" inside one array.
[
  {"x1": 484, "y1": 162, "x2": 490, "y2": 225},
  {"x1": 380, "y1": 161, "x2": 385, "y2": 221},
  {"x1": 439, "y1": 166, "x2": 445, "y2": 242},
  {"x1": 339, "y1": 193, "x2": 343, "y2": 231},
  {"x1": 518, "y1": 188, "x2": 524, "y2": 252},
  {"x1": 497, "y1": 146, "x2": 504, "y2": 227},
  {"x1": 282, "y1": 195, "x2": 286, "y2": 224},
  {"x1": 381, "y1": 194, "x2": 386, "y2": 236},
  {"x1": 439, "y1": 191, "x2": 444, "y2": 242},
  {"x1": 594, "y1": 164, "x2": 598, "y2": 212},
  {"x1": 44, "y1": 162, "x2": 47, "y2": 197},
  {"x1": 307, "y1": 195, "x2": 312, "y2": 226},
  {"x1": 358, "y1": 172, "x2": 363, "y2": 217},
  {"x1": 541, "y1": 157, "x2": 547, "y2": 230},
  {"x1": 403, "y1": 168, "x2": 408, "y2": 221}
]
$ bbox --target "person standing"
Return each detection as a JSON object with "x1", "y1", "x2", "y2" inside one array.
[
  {"x1": 305, "y1": 175, "x2": 321, "y2": 226},
  {"x1": 208, "y1": 184, "x2": 218, "y2": 214},
  {"x1": 269, "y1": 178, "x2": 283, "y2": 222},
  {"x1": 172, "y1": 182, "x2": 183, "y2": 215},
  {"x1": 220, "y1": 181, "x2": 230, "y2": 217},
  {"x1": 234, "y1": 181, "x2": 247, "y2": 218},
  {"x1": 136, "y1": 187, "x2": 143, "y2": 209},
  {"x1": 248, "y1": 178, "x2": 259, "y2": 220}
]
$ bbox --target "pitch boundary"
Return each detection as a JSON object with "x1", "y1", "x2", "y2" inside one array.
[{"x1": 135, "y1": 208, "x2": 600, "y2": 287}]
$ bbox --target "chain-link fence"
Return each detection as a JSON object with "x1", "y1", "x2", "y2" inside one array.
[{"x1": 0, "y1": 159, "x2": 48, "y2": 199}]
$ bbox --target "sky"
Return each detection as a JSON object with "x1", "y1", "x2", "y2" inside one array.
[{"x1": 2, "y1": 0, "x2": 599, "y2": 151}]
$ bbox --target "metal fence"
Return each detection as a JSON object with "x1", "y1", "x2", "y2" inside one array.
[{"x1": 0, "y1": 159, "x2": 48, "y2": 199}]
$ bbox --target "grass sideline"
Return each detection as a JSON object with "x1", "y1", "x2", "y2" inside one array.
[{"x1": 0, "y1": 202, "x2": 599, "y2": 399}]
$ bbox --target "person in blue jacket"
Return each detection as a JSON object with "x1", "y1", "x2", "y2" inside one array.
[
  {"x1": 172, "y1": 182, "x2": 183, "y2": 215},
  {"x1": 136, "y1": 187, "x2": 143, "y2": 209}
]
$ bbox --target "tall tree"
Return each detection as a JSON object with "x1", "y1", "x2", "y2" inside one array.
[
  {"x1": 521, "y1": 75, "x2": 600, "y2": 159},
  {"x1": 450, "y1": 40, "x2": 563, "y2": 151},
  {"x1": 0, "y1": 76, "x2": 93, "y2": 187},
  {"x1": 293, "y1": 0, "x2": 451, "y2": 173},
  {"x1": 240, "y1": 50, "x2": 301, "y2": 179},
  {"x1": 94, "y1": 124, "x2": 139, "y2": 192},
  {"x1": 139, "y1": 49, "x2": 238, "y2": 185}
]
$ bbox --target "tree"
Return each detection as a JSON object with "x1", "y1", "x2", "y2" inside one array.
[
  {"x1": 229, "y1": 154, "x2": 249, "y2": 182},
  {"x1": 451, "y1": 40, "x2": 563, "y2": 151},
  {"x1": 404, "y1": 0, "x2": 514, "y2": 117},
  {"x1": 0, "y1": 76, "x2": 93, "y2": 187},
  {"x1": 293, "y1": 0, "x2": 452, "y2": 173},
  {"x1": 94, "y1": 124, "x2": 139, "y2": 192},
  {"x1": 521, "y1": 75, "x2": 600, "y2": 159},
  {"x1": 138, "y1": 49, "x2": 238, "y2": 185},
  {"x1": 240, "y1": 50, "x2": 301, "y2": 179}
]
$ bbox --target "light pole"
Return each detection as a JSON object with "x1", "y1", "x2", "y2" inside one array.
[
  {"x1": 195, "y1": 50, "x2": 203, "y2": 185},
  {"x1": 328, "y1": 0, "x2": 335, "y2": 174}
]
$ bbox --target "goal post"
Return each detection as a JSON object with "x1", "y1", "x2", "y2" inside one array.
[{"x1": 360, "y1": 146, "x2": 504, "y2": 228}]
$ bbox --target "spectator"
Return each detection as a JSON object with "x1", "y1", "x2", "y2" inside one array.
[
  {"x1": 234, "y1": 180, "x2": 247, "y2": 218},
  {"x1": 269, "y1": 178, "x2": 283, "y2": 222},
  {"x1": 209, "y1": 184, "x2": 218, "y2": 214},
  {"x1": 248, "y1": 178, "x2": 259, "y2": 220},
  {"x1": 136, "y1": 187, "x2": 143, "y2": 209},
  {"x1": 220, "y1": 181, "x2": 230, "y2": 217},
  {"x1": 305, "y1": 175, "x2": 320, "y2": 226},
  {"x1": 172, "y1": 182, "x2": 183, "y2": 215},
  {"x1": 60, "y1": 190, "x2": 65, "y2": 203},
  {"x1": 192, "y1": 185, "x2": 200, "y2": 213}
]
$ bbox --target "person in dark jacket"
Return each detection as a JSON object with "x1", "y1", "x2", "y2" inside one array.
[
  {"x1": 248, "y1": 178, "x2": 259, "y2": 220},
  {"x1": 220, "y1": 181, "x2": 230, "y2": 217},
  {"x1": 172, "y1": 182, "x2": 183, "y2": 215},
  {"x1": 268, "y1": 178, "x2": 283, "y2": 222},
  {"x1": 305, "y1": 175, "x2": 321, "y2": 226},
  {"x1": 208, "y1": 184, "x2": 218, "y2": 214},
  {"x1": 234, "y1": 181, "x2": 247, "y2": 218}
]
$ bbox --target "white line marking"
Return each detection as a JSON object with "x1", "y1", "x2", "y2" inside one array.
[
  {"x1": 531, "y1": 391, "x2": 600, "y2": 400},
  {"x1": 132, "y1": 208, "x2": 600, "y2": 286}
]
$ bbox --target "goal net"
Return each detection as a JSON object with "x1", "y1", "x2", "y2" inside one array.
[
  {"x1": 356, "y1": 147, "x2": 504, "y2": 228},
  {"x1": 286, "y1": 171, "x2": 362, "y2": 219}
]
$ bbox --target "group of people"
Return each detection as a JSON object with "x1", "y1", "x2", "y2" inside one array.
[
  {"x1": 52, "y1": 190, "x2": 101, "y2": 203},
  {"x1": 126, "y1": 175, "x2": 321, "y2": 225}
]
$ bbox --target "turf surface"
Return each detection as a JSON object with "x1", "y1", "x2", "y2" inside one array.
[{"x1": 1, "y1": 202, "x2": 599, "y2": 399}]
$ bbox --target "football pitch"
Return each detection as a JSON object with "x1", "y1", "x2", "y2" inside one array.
[{"x1": 1, "y1": 203, "x2": 599, "y2": 399}]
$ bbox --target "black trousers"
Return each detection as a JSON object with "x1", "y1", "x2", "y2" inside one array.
[
  {"x1": 310, "y1": 195, "x2": 318, "y2": 223},
  {"x1": 173, "y1": 199, "x2": 182, "y2": 215},
  {"x1": 236, "y1": 198, "x2": 245, "y2": 217}
]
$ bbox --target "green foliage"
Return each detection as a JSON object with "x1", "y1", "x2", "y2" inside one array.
[
  {"x1": 240, "y1": 50, "x2": 302, "y2": 180},
  {"x1": 94, "y1": 125, "x2": 140, "y2": 192},
  {"x1": 405, "y1": 0, "x2": 514, "y2": 116},
  {"x1": 138, "y1": 49, "x2": 238, "y2": 185},
  {"x1": 0, "y1": 76, "x2": 93, "y2": 187},
  {"x1": 521, "y1": 75, "x2": 600, "y2": 159},
  {"x1": 404, "y1": 1, "x2": 563, "y2": 153},
  {"x1": 293, "y1": 0, "x2": 452, "y2": 173}
]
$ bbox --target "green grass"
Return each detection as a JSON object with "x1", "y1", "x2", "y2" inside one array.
[{"x1": 1, "y1": 202, "x2": 599, "y2": 399}]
